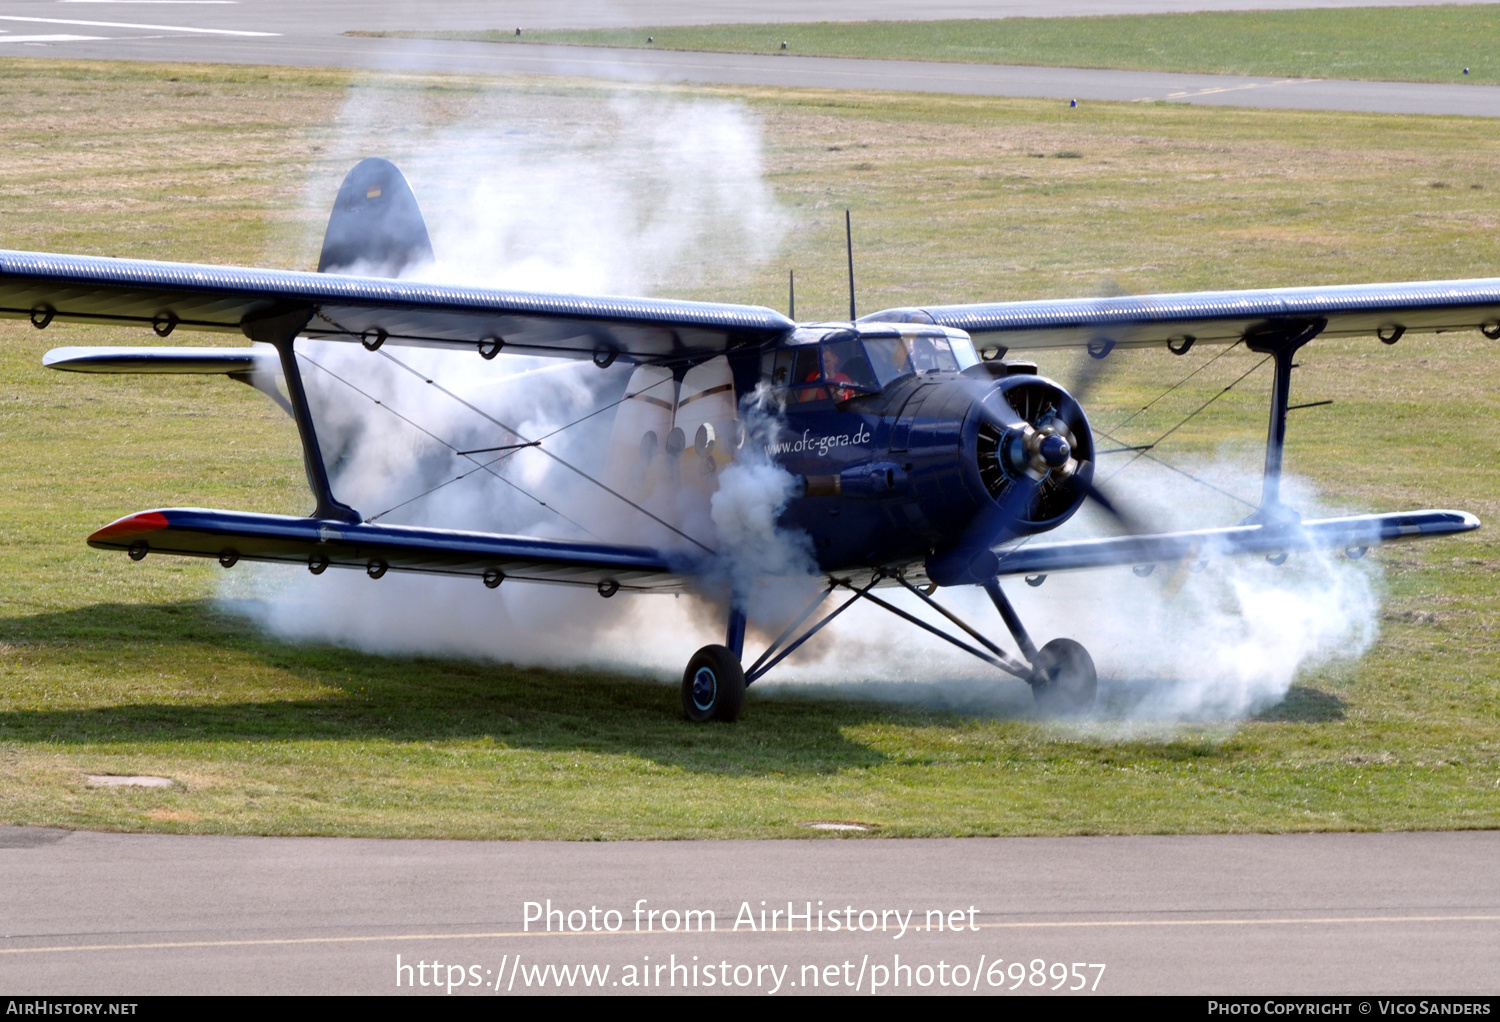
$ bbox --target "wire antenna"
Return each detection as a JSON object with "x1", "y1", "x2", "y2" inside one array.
[
  {"x1": 845, "y1": 209, "x2": 856, "y2": 321},
  {"x1": 789, "y1": 269, "x2": 796, "y2": 320}
]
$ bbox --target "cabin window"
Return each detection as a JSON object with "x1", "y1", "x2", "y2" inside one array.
[{"x1": 823, "y1": 339, "x2": 879, "y2": 393}]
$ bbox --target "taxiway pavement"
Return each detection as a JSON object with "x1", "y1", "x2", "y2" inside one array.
[
  {"x1": 0, "y1": 0, "x2": 1490, "y2": 35},
  {"x1": 2, "y1": 827, "x2": 1497, "y2": 994},
  {"x1": 0, "y1": 1, "x2": 1496, "y2": 117}
]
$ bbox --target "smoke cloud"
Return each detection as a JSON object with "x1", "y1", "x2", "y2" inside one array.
[
  {"x1": 223, "y1": 81, "x2": 1384, "y2": 724},
  {"x1": 752, "y1": 458, "x2": 1382, "y2": 723},
  {"x1": 226, "y1": 80, "x2": 807, "y2": 676}
]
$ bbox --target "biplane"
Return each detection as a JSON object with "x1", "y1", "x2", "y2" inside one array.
[{"x1": 7, "y1": 159, "x2": 1484, "y2": 721}]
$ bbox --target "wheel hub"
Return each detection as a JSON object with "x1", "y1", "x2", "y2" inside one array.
[{"x1": 691, "y1": 667, "x2": 717, "y2": 711}]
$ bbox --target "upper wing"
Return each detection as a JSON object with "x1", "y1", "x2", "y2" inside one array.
[
  {"x1": 0, "y1": 248, "x2": 793, "y2": 363},
  {"x1": 867, "y1": 278, "x2": 1500, "y2": 352}
]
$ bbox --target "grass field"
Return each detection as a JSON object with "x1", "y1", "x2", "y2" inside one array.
[
  {"x1": 1, "y1": 59, "x2": 1498, "y2": 839},
  {"x1": 365, "y1": 5, "x2": 1500, "y2": 85}
]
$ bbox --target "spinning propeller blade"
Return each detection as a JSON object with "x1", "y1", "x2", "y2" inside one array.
[
  {"x1": 1073, "y1": 474, "x2": 1147, "y2": 536},
  {"x1": 931, "y1": 346, "x2": 1147, "y2": 586}
]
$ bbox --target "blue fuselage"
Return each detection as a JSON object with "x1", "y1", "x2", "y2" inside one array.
[
  {"x1": 773, "y1": 371, "x2": 984, "y2": 572},
  {"x1": 740, "y1": 322, "x2": 1093, "y2": 578}
]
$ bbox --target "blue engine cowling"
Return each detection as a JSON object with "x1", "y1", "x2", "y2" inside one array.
[{"x1": 773, "y1": 366, "x2": 1093, "y2": 576}]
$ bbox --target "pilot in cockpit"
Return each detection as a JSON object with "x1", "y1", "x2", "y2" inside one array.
[{"x1": 805, "y1": 345, "x2": 856, "y2": 402}]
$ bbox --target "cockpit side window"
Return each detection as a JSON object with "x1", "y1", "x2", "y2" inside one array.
[
  {"x1": 790, "y1": 346, "x2": 821, "y2": 388},
  {"x1": 908, "y1": 334, "x2": 960, "y2": 372},
  {"x1": 770, "y1": 347, "x2": 795, "y2": 387}
]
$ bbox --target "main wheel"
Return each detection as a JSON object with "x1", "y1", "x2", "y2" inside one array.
[
  {"x1": 1029, "y1": 638, "x2": 1097, "y2": 716},
  {"x1": 681, "y1": 644, "x2": 746, "y2": 723}
]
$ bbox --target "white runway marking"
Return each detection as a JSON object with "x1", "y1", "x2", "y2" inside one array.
[
  {"x1": 0, "y1": 14, "x2": 273, "y2": 34},
  {"x1": 3, "y1": 913, "x2": 1498, "y2": 957},
  {"x1": 1166, "y1": 78, "x2": 1316, "y2": 98},
  {"x1": 0, "y1": 32, "x2": 105, "y2": 41}
]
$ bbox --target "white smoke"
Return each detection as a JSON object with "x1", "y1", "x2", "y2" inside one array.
[
  {"x1": 225, "y1": 80, "x2": 805, "y2": 676},
  {"x1": 694, "y1": 388, "x2": 821, "y2": 622},
  {"x1": 224, "y1": 80, "x2": 1384, "y2": 724},
  {"x1": 289, "y1": 81, "x2": 783, "y2": 295},
  {"x1": 753, "y1": 456, "x2": 1382, "y2": 723},
  {"x1": 993, "y1": 459, "x2": 1383, "y2": 723}
]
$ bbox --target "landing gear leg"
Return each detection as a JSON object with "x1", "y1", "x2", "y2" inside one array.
[
  {"x1": 984, "y1": 578, "x2": 1096, "y2": 715},
  {"x1": 681, "y1": 606, "x2": 747, "y2": 723}
]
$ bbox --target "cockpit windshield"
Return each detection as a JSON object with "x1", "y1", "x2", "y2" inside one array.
[
  {"x1": 863, "y1": 334, "x2": 961, "y2": 386},
  {"x1": 766, "y1": 338, "x2": 875, "y2": 402},
  {"x1": 763, "y1": 330, "x2": 975, "y2": 401}
]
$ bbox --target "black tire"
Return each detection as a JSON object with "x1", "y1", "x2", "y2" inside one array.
[
  {"x1": 681, "y1": 644, "x2": 746, "y2": 723},
  {"x1": 1030, "y1": 638, "x2": 1097, "y2": 716}
]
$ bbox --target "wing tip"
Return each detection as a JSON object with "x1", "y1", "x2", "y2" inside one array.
[
  {"x1": 88, "y1": 511, "x2": 170, "y2": 545},
  {"x1": 41, "y1": 347, "x2": 88, "y2": 370}
]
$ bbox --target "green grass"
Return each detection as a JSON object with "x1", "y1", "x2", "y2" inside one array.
[
  {"x1": 1, "y1": 59, "x2": 1499, "y2": 839},
  {"x1": 367, "y1": 5, "x2": 1500, "y2": 85}
]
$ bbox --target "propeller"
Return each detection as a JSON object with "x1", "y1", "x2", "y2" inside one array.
[
  {"x1": 930, "y1": 344, "x2": 1147, "y2": 586},
  {"x1": 986, "y1": 280, "x2": 1154, "y2": 539}
]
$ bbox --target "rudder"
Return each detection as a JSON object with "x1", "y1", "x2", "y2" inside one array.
[{"x1": 317, "y1": 158, "x2": 434, "y2": 277}]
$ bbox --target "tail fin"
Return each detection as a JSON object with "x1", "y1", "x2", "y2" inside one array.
[{"x1": 317, "y1": 158, "x2": 434, "y2": 277}]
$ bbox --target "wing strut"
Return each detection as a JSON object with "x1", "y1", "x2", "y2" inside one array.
[
  {"x1": 241, "y1": 307, "x2": 361, "y2": 524},
  {"x1": 1243, "y1": 318, "x2": 1326, "y2": 522}
]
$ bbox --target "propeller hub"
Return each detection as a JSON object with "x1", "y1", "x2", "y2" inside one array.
[{"x1": 1038, "y1": 433, "x2": 1071, "y2": 468}]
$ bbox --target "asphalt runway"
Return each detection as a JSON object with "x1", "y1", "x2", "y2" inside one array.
[
  {"x1": 1, "y1": 1, "x2": 1498, "y2": 116},
  {"x1": 2, "y1": 826, "x2": 1497, "y2": 994},
  {"x1": 0, "y1": 0, "x2": 1490, "y2": 34}
]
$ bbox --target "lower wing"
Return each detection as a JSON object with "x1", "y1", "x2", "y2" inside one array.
[
  {"x1": 991, "y1": 509, "x2": 1478, "y2": 577},
  {"x1": 87, "y1": 506, "x2": 1476, "y2": 594},
  {"x1": 89, "y1": 508, "x2": 692, "y2": 594}
]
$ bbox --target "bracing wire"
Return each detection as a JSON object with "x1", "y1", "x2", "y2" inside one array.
[
  {"x1": 1100, "y1": 353, "x2": 1272, "y2": 486},
  {"x1": 1131, "y1": 450, "x2": 1259, "y2": 510},
  {"x1": 375, "y1": 349, "x2": 717, "y2": 553},
  {"x1": 363, "y1": 454, "x2": 511, "y2": 523},
  {"x1": 1097, "y1": 340, "x2": 1243, "y2": 437},
  {"x1": 1077, "y1": 339, "x2": 1265, "y2": 508},
  {"x1": 295, "y1": 352, "x2": 595, "y2": 536},
  {"x1": 487, "y1": 371, "x2": 675, "y2": 450},
  {"x1": 382, "y1": 369, "x2": 677, "y2": 509}
]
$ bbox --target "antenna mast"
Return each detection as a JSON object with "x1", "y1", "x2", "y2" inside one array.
[
  {"x1": 789, "y1": 269, "x2": 796, "y2": 321},
  {"x1": 845, "y1": 208, "x2": 856, "y2": 321}
]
